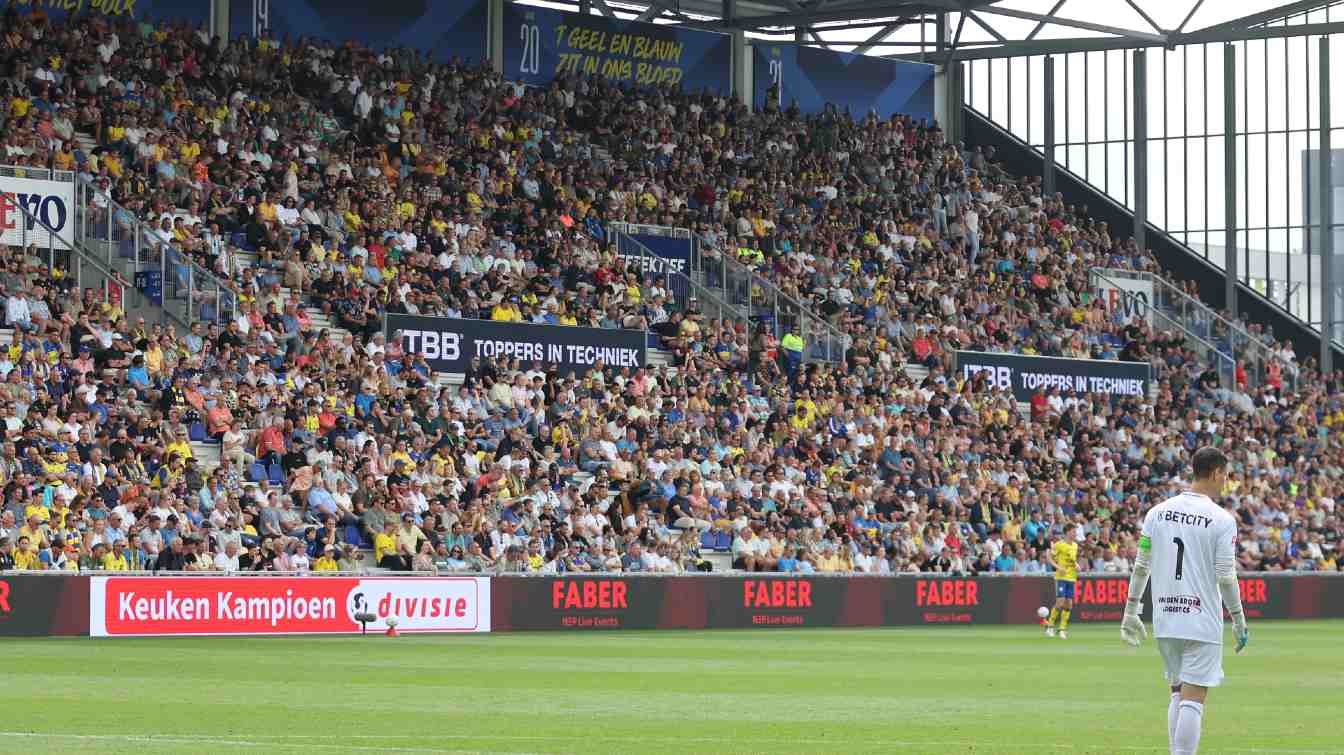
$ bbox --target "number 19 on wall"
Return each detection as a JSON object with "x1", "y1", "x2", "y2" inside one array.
[{"x1": 519, "y1": 23, "x2": 541, "y2": 75}]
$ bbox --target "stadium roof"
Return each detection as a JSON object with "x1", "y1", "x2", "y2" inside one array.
[{"x1": 533, "y1": 0, "x2": 1344, "y2": 60}]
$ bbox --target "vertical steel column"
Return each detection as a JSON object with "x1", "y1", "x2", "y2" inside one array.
[
  {"x1": 1224, "y1": 45, "x2": 1238, "y2": 322},
  {"x1": 1133, "y1": 50, "x2": 1148, "y2": 250},
  {"x1": 1320, "y1": 37, "x2": 1334, "y2": 373},
  {"x1": 1042, "y1": 56, "x2": 1056, "y2": 196},
  {"x1": 731, "y1": 29, "x2": 748, "y2": 102}
]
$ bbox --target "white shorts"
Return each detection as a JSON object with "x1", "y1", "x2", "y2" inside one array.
[{"x1": 1158, "y1": 637, "x2": 1224, "y2": 688}]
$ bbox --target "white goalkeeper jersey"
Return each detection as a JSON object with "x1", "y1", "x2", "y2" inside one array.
[{"x1": 1140, "y1": 491, "x2": 1238, "y2": 644}]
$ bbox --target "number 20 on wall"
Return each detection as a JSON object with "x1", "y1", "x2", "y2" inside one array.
[{"x1": 519, "y1": 23, "x2": 541, "y2": 75}]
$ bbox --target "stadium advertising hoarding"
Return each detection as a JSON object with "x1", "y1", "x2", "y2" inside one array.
[
  {"x1": 620, "y1": 234, "x2": 691, "y2": 276},
  {"x1": 385, "y1": 313, "x2": 647, "y2": 375},
  {"x1": 493, "y1": 574, "x2": 1338, "y2": 631},
  {"x1": 752, "y1": 43, "x2": 935, "y2": 122},
  {"x1": 953, "y1": 350, "x2": 1152, "y2": 403},
  {"x1": 0, "y1": 574, "x2": 1335, "y2": 638},
  {"x1": 502, "y1": 2, "x2": 732, "y2": 93},
  {"x1": 5, "y1": 0, "x2": 207, "y2": 22},
  {"x1": 230, "y1": 0, "x2": 487, "y2": 64},
  {"x1": 0, "y1": 575, "x2": 90, "y2": 636},
  {"x1": 88, "y1": 576, "x2": 490, "y2": 636},
  {"x1": 0, "y1": 173, "x2": 74, "y2": 251},
  {"x1": 492, "y1": 576, "x2": 1044, "y2": 630},
  {"x1": 1093, "y1": 273, "x2": 1154, "y2": 322}
]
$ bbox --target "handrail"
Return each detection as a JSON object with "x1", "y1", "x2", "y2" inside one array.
[
  {"x1": 72, "y1": 174, "x2": 239, "y2": 328},
  {"x1": 0, "y1": 175, "x2": 136, "y2": 313},
  {"x1": 1095, "y1": 267, "x2": 1287, "y2": 356},
  {"x1": 611, "y1": 222, "x2": 849, "y2": 364},
  {"x1": 1093, "y1": 267, "x2": 1297, "y2": 389},
  {"x1": 611, "y1": 227, "x2": 749, "y2": 334},
  {"x1": 688, "y1": 227, "x2": 852, "y2": 361},
  {"x1": 1092, "y1": 269, "x2": 1236, "y2": 388}
]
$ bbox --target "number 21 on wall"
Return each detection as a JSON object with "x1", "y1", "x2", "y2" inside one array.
[
  {"x1": 769, "y1": 58, "x2": 783, "y2": 89},
  {"x1": 519, "y1": 23, "x2": 541, "y2": 75}
]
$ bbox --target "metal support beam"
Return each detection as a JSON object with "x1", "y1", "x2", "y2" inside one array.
[
  {"x1": 965, "y1": 11, "x2": 1005, "y2": 42},
  {"x1": 1133, "y1": 50, "x2": 1148, "y2": 250},
  {"x1": 722, "y1": 0, "x2": 734, "y2": 25},
  {"x1": 889, "y1": 21, "x2": 1344, "y2": 62},
  {"x1": 590, "y1": 0, "x2": 616, "y2": 18},
  {"x1": 1321, "y1": 37, "x2": 1334, "y2": 372},
  {"x1": 1124, "y1": 0, "x2": 1164, "y2": 34},
  {"x1": 1196, "y1": 0, "x2": 1333, "y2": 34},
  {"x1": 578, "y1": 0, "x2": 590, "y2": 15},
  {"x1": 1175, "y1": 0, "x2": 1207, "y2": 33},
  {"x1": 947, "y1": 60, "x2": 964, "y2": 145},
  {"x1": 854, "y1": 22, "x2": 904, "y2": 55},
  {"x1": 945, "y1": 12, "x2": 966, "y2": 64},
  {"x1": 675, "y1": 2, "x2": 935, "y2": 29},
  {"x1": 1026, "y1": 0, "x2": 1067, "y2": 41},
  {"x1": 1224, "y1": 44, "x2": 1238, "y2": 324},
  {"x1": 1042, "y1": 56, "x2": 1056, "y2": 196},
  {"x1": 635, "y1": 1, "x2": 667, "y2": 23},
  {"x1": 974, "y1": 5, "x2": 1166, "y2": 44}
]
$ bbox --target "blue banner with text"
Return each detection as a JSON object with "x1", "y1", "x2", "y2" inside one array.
[
  {"x1": 502, "y1": 2, "x2": 731, "y2": 93},
  {"x1": 6, "y1": 0, "x2": 208, "y2": 25}
]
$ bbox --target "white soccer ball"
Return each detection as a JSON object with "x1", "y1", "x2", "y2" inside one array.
[
  {"x1": 1037, "y1": 606, "x2": 1050, "y2": 619},
  {"x1": 386, "y1": 617, "x2": 399, "y2": 628}
]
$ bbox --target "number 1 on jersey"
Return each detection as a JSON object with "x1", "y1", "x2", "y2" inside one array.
[{"x1": 1173, "y1": 536, "x2": 1185, "y2": 580}]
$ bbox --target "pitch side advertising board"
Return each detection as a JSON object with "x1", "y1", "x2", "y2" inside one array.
[
  {"x1": 0, "y1": 575, "x2": 90, "y2": 636},
  {"x1": 954, "y1": 350, "x2": 1152, "y2": 403},
  {"x1": 385, "y1": 313, "x2": 646, "y2": 375},
  {"x1": 88, "y1": 576, "x2": 490, "y2": 637},
  {"x1": 490, "y1": 575, "x2": 1045, "y2": 630}
]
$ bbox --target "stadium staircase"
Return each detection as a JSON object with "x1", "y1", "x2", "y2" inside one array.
[{"x1": 611, "y1": 227, "x2": 850, "y2": 365}]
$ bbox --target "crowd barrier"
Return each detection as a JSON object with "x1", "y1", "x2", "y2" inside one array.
[{"x1": 1, "y1": 573, "x2": 1340, "y2": 637}]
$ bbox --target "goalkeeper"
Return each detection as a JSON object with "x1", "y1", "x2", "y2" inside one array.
[{"x1": 1119, "y1": 447, "x2": 1249, "y2": 755}]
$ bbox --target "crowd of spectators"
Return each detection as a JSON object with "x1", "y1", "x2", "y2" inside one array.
[{"x1": 0, "y1": 9, "x2": 1341, "y2": 579}]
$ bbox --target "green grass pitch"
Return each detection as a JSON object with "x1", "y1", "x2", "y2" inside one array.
[{"x1": 1, "y1": 621, "x2": 1338, "y2": 754}]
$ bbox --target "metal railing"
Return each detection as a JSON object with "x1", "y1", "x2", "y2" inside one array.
[
  {"x1": 0, "y1": 170, "x2": 136, "y2": 317},
  {"x1": 72, "y1": 175, "x2": 238, "y2": 328},
  {"x1": 1093, "y1": 268, "x2": 1297, "y2": 390},
  {"x1": 611, "y1": 227, "x2": 746, "y2": 340},
  {"x1": 611, "y1": 222, "x2": 849, "y2": 364}
]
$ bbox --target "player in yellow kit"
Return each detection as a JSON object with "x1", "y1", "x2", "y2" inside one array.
[{"x1": 1045, "y1": 524, "x2": 1081, "y2": 639}]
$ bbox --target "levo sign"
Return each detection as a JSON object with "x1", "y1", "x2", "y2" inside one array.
[
  {"x1": 89, "y1": 577, "x2": 491, "y2": 636},
  {"x1": 1092, "y1": 270, "x2": 1153, "y2": 323},
  {"x1": 0, "y1": 174, "x2": 74, "y2": 250}
]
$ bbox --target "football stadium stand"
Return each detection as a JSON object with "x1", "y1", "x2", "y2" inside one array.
[{"x1": 0, "y1": 10, "x2": 1338, "y2": 578}]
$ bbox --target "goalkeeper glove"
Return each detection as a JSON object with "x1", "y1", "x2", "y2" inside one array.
[
  {"x1": 1231, "y1": 611, "x2": 1249, "y2": 653},
  {"x1": 1120, "y1": 600, "x2": 1147, "y2": 646}
]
